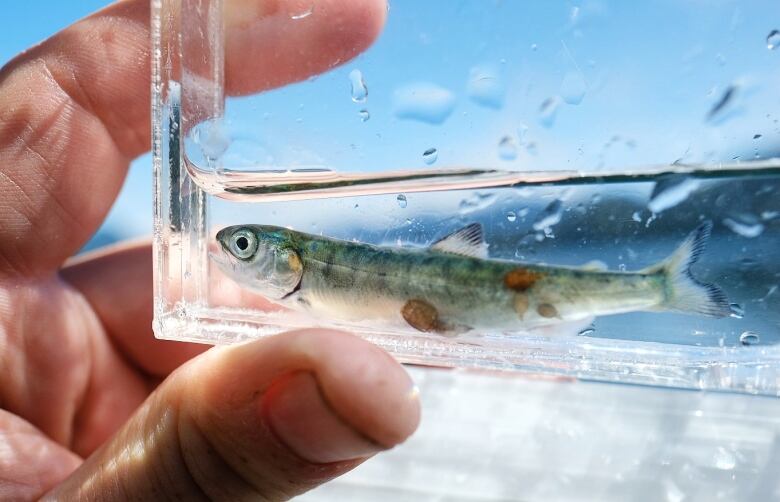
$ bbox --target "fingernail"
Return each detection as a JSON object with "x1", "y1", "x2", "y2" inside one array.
[{"x1": 262, "y1": 372, "x2": 384, "y2": 464}]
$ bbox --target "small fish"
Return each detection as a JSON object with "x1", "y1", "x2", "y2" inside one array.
[{"x1": 215, "y1": 222, "x2": 731, "y2": 334}]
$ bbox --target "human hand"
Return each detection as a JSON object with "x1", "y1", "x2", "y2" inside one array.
[{"x1": 0, "y1": 1, "x2": 420, "y2": 500}]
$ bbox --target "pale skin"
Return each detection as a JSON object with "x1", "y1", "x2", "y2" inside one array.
[{"x1": 0, "y1": 1, "x2": 421, "y2": 500}]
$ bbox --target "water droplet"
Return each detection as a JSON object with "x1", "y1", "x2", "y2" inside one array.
[
  {"x1": 560, "y1": 71, "x2": 587, "y2": 105},
  {"x1": 538, "y1": 97, "x2": 560, "y2": 127},
  {"x1": 647, "y1": 176, "x2": 701, "y2": 213},
  {"x1": 349, "y1": 69, "x2": 368, "y2": 103},
  {"x1": 392, "y1": 82, "x2": 456, "y2": 124},
  {"x1": 739, "y1": 331, "x2": 760, "y2": 346},
  {"x1": 498, "y1": 136, "x2": 518, "y2": 160},
  {"x1": 358, "y1": 109, "x2": 370, "y2": 122},
  {"x1": 290, "y1": 4, "x2": 314, "y2": 19},
  {"x1": 714, "y1": 447, "x2": 736, "y2": 470},
  {"x1": 422, "y1": 147, "x2": 438, "y2": 165},
  {"x1": 767, "y1": 29, "x2": 780, "y2": 50},
  {"x1": 506, "y1": 211, "x2": 517, "y2": 222},
  {"x1": 707, "y1": 84, "x2": 738, "y2": 122},
  {"x1": 533, "y1": 200, "x2": 564, "y2": 231},
  {"x1": 730, "y1": 303, "x2": 745, "y2": 319},
  {"x1": 753, "y1": 133, "x2": 762, "y2": 139},
  {"x1": 467, "y1": 65, "x2": 504, "y2": 109},
  {"x1": 631, "y1": 211, "x2": 642, "y2": 222},
  {"x1": 396, "y1": 194, "x2": 407, "y2": 208},
  {"x1": 723, "y1": 217, "x2": 765, "y2": 238}
]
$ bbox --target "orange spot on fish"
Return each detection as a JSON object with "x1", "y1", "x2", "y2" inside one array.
[
  {"x1": 514, "y1": 293, "x2": 529, "y2": 318},
  {"x1": 504, "y1": 268, "x2": 544, "y2": 292},
  {"x1": 402, "y1": 299, "x2": 441, "y2": 332},
  {"x1": 537, "y1": 303, "x2": 559, "y2": 318},
  {"x1": 287, "y1": 251, "x2": 303, "y2": 273}
]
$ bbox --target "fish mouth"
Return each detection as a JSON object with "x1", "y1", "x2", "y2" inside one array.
[{"x1": 209, "y1": 246, "x2": 237, "y2": 275}]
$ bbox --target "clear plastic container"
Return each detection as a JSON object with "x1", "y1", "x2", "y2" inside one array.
[{"x1": 152, "y1": 0, "x2": 780, "y2": 394}]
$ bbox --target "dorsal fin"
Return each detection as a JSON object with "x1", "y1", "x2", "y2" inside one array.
[{"x1": 430, "y1": 223, "x2": 489, "y2": 259}]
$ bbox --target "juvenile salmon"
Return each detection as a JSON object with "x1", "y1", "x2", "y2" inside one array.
[{"x1": 215, "y1": 222, "x2": 731, "y2": 334}]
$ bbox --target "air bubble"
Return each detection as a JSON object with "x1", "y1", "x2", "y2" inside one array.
[
  {"x1": 578, "y1": 327, "x2": 595, "y2": 336},
  {"x1": 422, "y1": 148, "x2": 438, "y2": 165},
  {"x1": 396, "y1": 194, "x2": 407, "y2": 208},
  {"x1": 349, "y1": 69, "x2": 368, "y2": 103},
  {"x1": 532, "y1": 200, "x2": 564, "y2": 231},
  {"x1": 506, "y1": 211, "x2": 517, "y2": 222},
  {"x1": 723, "y1": 217, "x2": 765, "y2": 238},
  {"x1": 191, "y1": 120, "x2": 230, "y2": 162},
  {"x1": 730, "y1": 303, "x2": 745, "y2": 319},
  {"x1": 647, "y1": 176, "x2": 701, "y2": 213},
  {"x1": 498, "y1": 136, "x2": 518, "y2": 160},
  {"x1": 459, "y1": 193, "x2": 497, "y2": 214},
  {"x1": 358, "y1": 110, "x2": 370, "y2": 122},
  {"x1": 739, "y1": 331, "x2": 760, "y2": 346},
  {"x1": 767, "y1": 30, "x2": 780, "y2": 50}
]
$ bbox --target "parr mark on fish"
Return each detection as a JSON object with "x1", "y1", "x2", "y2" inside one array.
[
  {"x1": 401, "y1": 298, "x2": 442, "y2": 332},
  {"x1": 504, "y1": 268, "x2": 544, "y2": 292}
]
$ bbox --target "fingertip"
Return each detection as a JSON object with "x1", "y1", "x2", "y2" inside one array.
[
  {"x1": 301, "y1": 329, "x2": 421, "y2": 449},
  {"x1": 225, "y1": 0, "x2": 388, "y2": 94}
]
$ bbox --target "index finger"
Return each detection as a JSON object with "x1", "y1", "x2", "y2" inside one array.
[{"x1": 0, "y1": 0, "x2": 387, "y2": 276}]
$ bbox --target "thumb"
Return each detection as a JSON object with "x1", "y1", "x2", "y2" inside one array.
[{"x1": 44, "y1": 330, "x2": 421, "y2": 501}]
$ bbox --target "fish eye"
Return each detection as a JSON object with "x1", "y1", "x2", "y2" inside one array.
[{"x1": 229, "y1": 230, "x2": 257, "y2": 259}]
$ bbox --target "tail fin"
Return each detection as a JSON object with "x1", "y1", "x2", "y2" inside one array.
[{"x1": 646, "y1": 222, "x2": 731, "y2": 318}]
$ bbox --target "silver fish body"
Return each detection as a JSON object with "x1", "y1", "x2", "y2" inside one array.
[{"x1": 215, "y1": 222, "x2": 730, "y2": 334}]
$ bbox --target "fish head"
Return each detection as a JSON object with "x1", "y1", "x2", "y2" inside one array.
[{"x1": 215, "y1": 225, "x2": 303, "y2": 299}]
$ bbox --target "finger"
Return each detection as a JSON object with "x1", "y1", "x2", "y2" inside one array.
[
  {"x1": 0, "y1": 0, "x2": 387, "y2": 276},
  {"x1": 60, "y1": 240, "x2": 207, "y2": 378},
  {"x1": 0, "y1": 275, "x2": 150, "y2": 456},
  {"x1": 0, "y1": 409, "x2": 82, "y2": 501},
  {"x1": 46, "y1": 330, "x2": 420, "y2": 501}
]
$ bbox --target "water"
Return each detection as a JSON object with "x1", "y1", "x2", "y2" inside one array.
[{"x1": 201, "y1": 161, "x2": 780, "y2": 350}]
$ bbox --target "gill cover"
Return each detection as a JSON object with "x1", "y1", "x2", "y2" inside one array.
[{"x1": 217, "y1": 225, "x2": 303, "y2": 299}]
